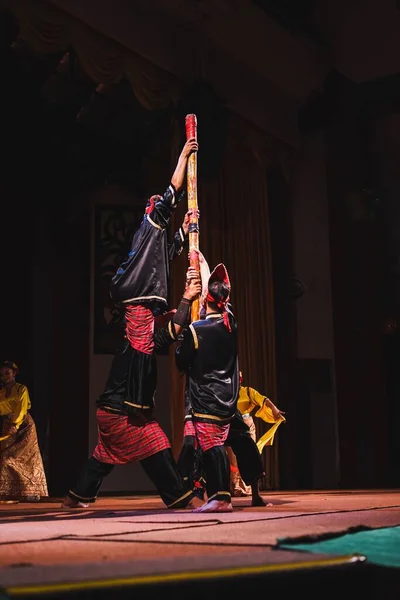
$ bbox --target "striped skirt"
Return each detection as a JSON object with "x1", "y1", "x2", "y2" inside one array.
[
  {"x1": 184, "y1": 420, "x2": 230, "y2": 453},
  {"x1": 93, "y1": 409, "x2": 170, "y2": 464}
]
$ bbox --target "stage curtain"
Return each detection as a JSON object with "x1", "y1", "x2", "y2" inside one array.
[
  {"x1": 2, "y1": 0, "x2": 182, "y2": 110},
  {"x1": 168, "y1": 113, "x2": 281, "y2": 489},
  {"x1": 3, "y1": 0, "x2": 287, "y2": 489}
]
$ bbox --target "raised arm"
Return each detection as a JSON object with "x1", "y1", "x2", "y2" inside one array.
[
  {"x1": 154, "y1": 268, "x2": 201, "y2": 353},
  {"x1": 174, "y1": 268, "x2": 202, "y2": 336},
  {"x1": 168, "y1": 208, "x2": 200, "y2": 261},
  {"x1": 171, "y1": 138, "x2": 198, "y2": 192},
  {"x1": 184, "y1": 249, "x2": 210, "y2": 314},
  {"x1": 147, "y1": 139, "x2": 199, "y2": 230}
]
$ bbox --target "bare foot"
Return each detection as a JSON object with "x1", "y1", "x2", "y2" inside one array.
[
  {"x1": 193, "y1": 499, "x2": 233, "y2": 513},
  {"x1": 251, "y1": 495, "x2": 272, "y2": 507},
  {"x1": 186, "y1": 496, "x2": 204, "y2": 510},
  {"x1": 61, "y1": 496, "x2": 89, "y2": 509}
]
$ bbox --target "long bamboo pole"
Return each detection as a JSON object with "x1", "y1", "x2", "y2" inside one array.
[{"x1": 185, "y1": 113, "x2": 200, "y2": 322}]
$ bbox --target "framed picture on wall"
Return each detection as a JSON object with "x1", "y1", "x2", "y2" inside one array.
[{"x1": 93, "y1": 204, "x2": 143, "y2": 354}]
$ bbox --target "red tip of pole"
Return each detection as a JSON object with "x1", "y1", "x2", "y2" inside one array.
[{"x1": 185, "y1": 114, "x2": 197, "y2": 140}]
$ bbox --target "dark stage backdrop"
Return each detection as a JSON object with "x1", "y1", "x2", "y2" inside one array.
[{"x1": 93, "y1": 205, "x2": 143, "y2": 354}]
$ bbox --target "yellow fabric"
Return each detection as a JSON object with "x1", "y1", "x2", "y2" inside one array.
[
  {"x1": 255, "y1": 418, "x2": 285, "y2": 453},
  {"x1": 237, "y1": 386, "x2": 265, "y2": 414},
  {"x1": 237, "y1": 386, "x2": 285, "y2": 453},
  {"x1": 0, "y1": 384, "x2": 31, "y2": 440},
  {"x1": 0, "y1": 413, "x2": 48, "y2": 497}
]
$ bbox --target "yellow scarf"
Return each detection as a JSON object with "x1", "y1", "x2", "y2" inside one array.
[{"x1": 254, "y1": 404, "x2": 286, "y2": 453}]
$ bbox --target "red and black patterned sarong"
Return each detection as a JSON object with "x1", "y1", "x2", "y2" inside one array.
[
  {"x1": 125, "y1": 304, "x2": 154, "y2": 354},
  {"x1": 183, "y1": 419, "x2": 196, "y2": 438},
  {"x1": 93, "y1": 409, "x2": 170, "y2": 464},
  {"x1": 193, "y1": 421, "x2": 230, "y2": 453}
]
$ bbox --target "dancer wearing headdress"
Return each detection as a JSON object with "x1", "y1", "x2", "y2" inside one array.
[{"x1": 176, "y1": 263, "x2": 238, "y2": 512}]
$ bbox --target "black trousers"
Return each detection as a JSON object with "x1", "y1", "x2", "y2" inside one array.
[
  {"x1": 202, "y1": 446, "x2": 231, "y2": 502},
  {"x1": 67, "y1": 448, "x2": 194, "y2": 509},
  {"x1": 177, "y1": 415, "x2": 264, "y2": 494},
  {"x1": 177, "y1": 434, "x2": 231, "y2": 503},
  {"x1": 226, "y1": 419, "x2": 265, "y2": 486},
  {"x1": 177, "y1": 435, "x2": 203, "y2": 486}
]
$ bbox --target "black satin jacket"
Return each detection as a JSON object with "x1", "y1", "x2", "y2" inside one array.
[
  {"x1": 96, "y1": 300, "x2": 191, "y2": 416},
  {"x1": 110, "y1": 184, "x2": 186, "y2": 307},
  {"x1": 175, "y1": 309, "x2": 239, "y2": 424}
]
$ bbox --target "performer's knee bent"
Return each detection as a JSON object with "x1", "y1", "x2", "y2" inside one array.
[
  {"x1": 67, "y1": 457, "x2": 114, "y2": 503},
  {"x1": 140, "y1": 448, "x2": 197, "y2": 509}
]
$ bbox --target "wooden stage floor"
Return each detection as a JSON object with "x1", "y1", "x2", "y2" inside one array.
[{"x1": 0, "y1": 489, "x2": 399, "y2": 599}]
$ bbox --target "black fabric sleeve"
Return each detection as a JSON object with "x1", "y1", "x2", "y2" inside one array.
[
  {"x1": 168, "y1": 226, "x2": 187, "y2": 260},
  {"x1": 154, "y1": 325, "x2": 175, "y2": 354},
  {"x1": 175, "y1": 326, "x2": 197, "y2": 373},
  {"x1": 149, "y1": 184, "x2": 177, "y2": 229},
  {"x1": 173, "y1": 297, "x2": 192, "y2": 327},
  {"x1": 150, "y1": 186, "x2": 187, "y2": 232},
  {"x1": 154, "y1": 295, "x2": 193, "y2": 354}
]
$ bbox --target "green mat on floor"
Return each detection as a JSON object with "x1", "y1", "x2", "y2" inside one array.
[{"x1": 277, "y1": 525, "x2": 400, "y2": 568}]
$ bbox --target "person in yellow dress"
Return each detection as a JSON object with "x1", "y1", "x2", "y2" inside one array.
[
  {"x1": 0, "y1": 361, "x2": 48, "y2": 502},
  {"x1": 226, "y1": 371, "x2": 286, "y2": 498}
]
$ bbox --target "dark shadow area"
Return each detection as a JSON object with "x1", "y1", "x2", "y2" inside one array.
[{"x1": 3, "y1": 561, "x2": 400, "y2": 600}]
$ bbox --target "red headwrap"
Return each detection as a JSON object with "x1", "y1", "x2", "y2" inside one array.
[{"x1": 206, "y1": 263, "x2": 231, "y2": 331}]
